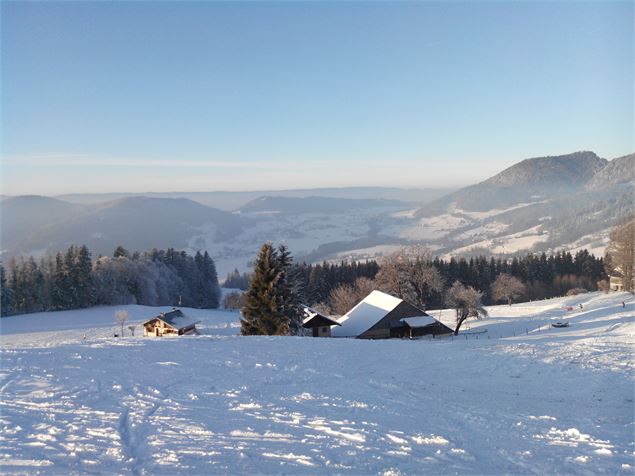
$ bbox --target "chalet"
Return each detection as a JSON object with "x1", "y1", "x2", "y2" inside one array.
[
  {"x1": 301, "y1": 305, "x2": 341, "y2": 337},
  {"x1": 609, "y1": 270, "x2": 625, "y2": 292},
  {"x1": 142, "y1": 309, "x2": 201, "y2": 337},
  {"x1": 332, "y1": 290, "x2": 453, "y2": 339}
]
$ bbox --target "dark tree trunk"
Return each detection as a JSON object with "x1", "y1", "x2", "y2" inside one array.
[{"x1": 454, "y1": 313, "x2": 468, "y2": 335}]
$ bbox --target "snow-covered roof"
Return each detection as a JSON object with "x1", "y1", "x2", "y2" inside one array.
[
  {"x1": 301, "y1": 305, "x2": 341, "y2": 327},
  {"x1": 143, "y1": 309, "x2": 201, "y2": 330},
  {"x1": 332, "y1": 290, "x2": 403, "y2": 337},
  {"x1": 401, "y1": 315, "x2": 438, "y2": 328}
]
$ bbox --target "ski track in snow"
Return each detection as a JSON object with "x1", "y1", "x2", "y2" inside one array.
[{"x1": 0, "y1": 292, "x2": 633, "y2": 474}]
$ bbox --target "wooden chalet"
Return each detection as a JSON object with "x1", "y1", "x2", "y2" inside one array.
[
  {"x1": 332, "y1": 290, "x2": 453, "y2": 339},
  {"x1": 301, "y1": 305, "x2": 341, "y2": 337},
  {"x1": 142, "y1": 309, "x2": 201, "y2": 337},
  {"x1": 609, "y1": 270, "x2": 625, "y2": 292}
]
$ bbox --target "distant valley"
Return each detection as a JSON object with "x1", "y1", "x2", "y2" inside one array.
[{"x1": 1, "y1": 151, "x2": 633, "y2": 276}]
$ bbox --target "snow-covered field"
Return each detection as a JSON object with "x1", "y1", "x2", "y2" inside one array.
[{"x1": 1, "y1": 292, "x2": 633, "y2": 474}]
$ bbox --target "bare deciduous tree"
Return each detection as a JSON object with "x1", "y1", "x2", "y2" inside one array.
[
  {"x1": 445, "y1": 281, "x2": 488, "y2": 335},
  {"x1": 328, "y1": 277, "x2": 376, "y2": 315},
  {"x1": 491, "y1": 273, "x2": 526, "y2": 306},
  {"x1": 606, "y1": 218, "x2": 634, "y2": 292},
  {"x1": 411, "y1": 260, "x2": 445, "y2": 309},
  {"x1": 223, "y1": 291, "x2": 246, "y2": 311},
  {"x1": 311, "y1": 302, "x2": 332, "y2": 315},
  {"x1": 329, "y1": 284, "x2": 358, "y2": 315},
  {"x1": 127, "y1": 325, "x2": 136, "y2": 336},
  {"x1": 375, "y1": 248, "x2": 443, "y2": 309},
  {"x1": 115, "y1": 310, "x2": 128, "y2": 337}
]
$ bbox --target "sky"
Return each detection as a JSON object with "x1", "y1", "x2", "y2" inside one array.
[{"x1": 1, "y1": 1, "x2": 633, "y2": 195}]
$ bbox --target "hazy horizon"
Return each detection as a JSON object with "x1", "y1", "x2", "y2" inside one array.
[{"x1": 2, "y1": 1, "x2": 633, "y2": 195}]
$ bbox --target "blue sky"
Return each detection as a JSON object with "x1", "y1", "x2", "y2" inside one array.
[{"x1": 2, "y1": 1, "x2": 633, "y2": 195}]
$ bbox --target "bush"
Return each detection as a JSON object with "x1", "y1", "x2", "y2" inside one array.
[
  {"x1": 566, "y1": 288, "x2": 587, "y2": 296},
  {"x1": 222, "y1": 291, "x2": 245, "y2": 311},
  {"x1": 597, "y1": 279, "x2": 610, "y2": 294}
]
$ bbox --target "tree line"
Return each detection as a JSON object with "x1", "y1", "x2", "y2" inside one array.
[
  {"x1": 1, "y1": 245, "x2": 220, "y2": 316},
  {"x1": 232, "y1": 248, "x2": 606, "y2": 317},
  {"x1": 238, "y1": 241, "x2": 613, "y2": 336}
]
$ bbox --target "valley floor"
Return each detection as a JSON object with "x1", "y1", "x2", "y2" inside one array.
[{"x1": 0, "y1": 293, "x2": 633, "y2": 474}]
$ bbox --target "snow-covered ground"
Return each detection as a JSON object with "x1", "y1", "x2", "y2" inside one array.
[
  {"x1": 1, "y1": 292, "x2": 633, "y2": 474},
  {"x1": 444, "y1": 225, "x2": 550, "y2": 258}
]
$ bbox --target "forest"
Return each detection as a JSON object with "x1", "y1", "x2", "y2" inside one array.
[
  {"x1": 0, "y1": 244, "x2": 608, "y2": 319},
  {"x1": 1, "y1": 245, "x2": 220, "y2": 316},
  {"x1": 227, "y1": 249, "x2": 605, "y2": 312}
]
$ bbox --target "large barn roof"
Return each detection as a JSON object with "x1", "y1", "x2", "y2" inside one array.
[
  {"x1": 143, "y1": 309, "x2": 200, "y2": 330},
  {"x1": 332, "y1": 290, "x2": 403, "y2": 337}
]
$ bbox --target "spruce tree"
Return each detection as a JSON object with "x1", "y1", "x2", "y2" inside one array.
[
  {"x1": 76, "y1": 245, "x2": 94, "y2": 308},
  {"x1": 277, "y1": 244, "x2": 304, "y2": 335},
  {"x1": 113, "y1": 246, "x2": 130, "y2": 258},
  {"x1": 240, "y1": 243, "x2": 288, "y2": 335},
  {"x1": 1, "y1": 263, "x2": 13, "y2": 316},
  {"x1": 51, "y1": 251, "x2": 72, "y2": 310},
  {"x1": 202, "y1": 251, "x2": 220, "y2": 308}
]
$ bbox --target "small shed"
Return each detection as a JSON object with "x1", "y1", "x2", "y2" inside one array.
[
  {"x1": 391, "y1": 315, "x2": 453, "y2": 338},
  {"x1": 142, "y1": 309, "x2": 201, "y2": 337},
  {"x1": 301, "y1": 305, "x2": 341, "y2": 337}
]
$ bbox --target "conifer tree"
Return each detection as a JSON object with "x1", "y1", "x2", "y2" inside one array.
[
  {"x1": 277, "y1": 244, "x2": 304, "y2": 335},
  {"x1": 0, "y1": 264, "x2": 12, "y2": 316},
  {"x1": 51, "y1": 251, "x2": 72, "y2": 310},
  {"x1": 240, "y1": 243, "x2": 289, "y2": 335},
  {"x1": 75, "y1": 245, "x2": 94, "y2": 308}
]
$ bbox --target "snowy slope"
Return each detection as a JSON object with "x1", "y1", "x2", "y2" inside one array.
[{"x1": 1, "y1": 293, "x2": 633, "y2": 474}]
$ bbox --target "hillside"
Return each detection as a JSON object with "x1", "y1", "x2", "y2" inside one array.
[
  {"x1": 416, "y1": 151, "x2": 608, "y2": 215},
  {"x1": 238, "y1": 196, "x2": 407, "y2": 215},
  {"x1": 55, "y1": 187, "x2": 451, "y2": 211},
  {"x1": 585, "y1": 153, "x2": 635, "y2": 191},
  {"x1": 2, "y1": 196, "x2": 243, "y2": 260},
  {"x1": 386, "y1": 151, "x2": 634, "y2": 260},
  {"x1": 0, "y1": 196, "x2": 83, "y2": 251},
  {"x1": 1, "y1": 151, "x2": 633, "y2": 273},
  {"x1": 0, "y1": 292, "x2": 633, "y2": 474}
]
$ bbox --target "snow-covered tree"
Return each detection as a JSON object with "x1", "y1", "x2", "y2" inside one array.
[
  {"x1": 75, "y1": 245, "x2": 95, "y2": 308},
  {"x1": 223, "y1": 291, "x2": 245, "y2": 311},
  {"x1": 329, "y1": 277, "x2": 375, "y2": 315},
  {"x1": 606, "y1": 218, "x2": 634, "y2": 292},
  {"x1": 0, "y1": 264, "x2": 12, "y2": 316},
  {"x1": 375, "y1": 249, "x2": 416, "y2": 304},
  {"x1": 375, "y1": 248, "x2": 443, "y2": 309},
  {"x1": 445, "y1": 281, "x2": 488, "y2": 335},
  {"x1": 277, "y1": 244, "x2": 304, "y2": 335},
  {"x1": 240, "y1": 243, "x2": 288, "y2": 336},
  {"x1": 115, "y1": 310, "x2": 128, "y2": 337},
  {"x1": 491, "y1": 273, "x2": 526, "y2": 306}
]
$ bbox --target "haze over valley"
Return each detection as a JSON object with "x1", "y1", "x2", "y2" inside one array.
[{"x1": 3, "y1": 151, "x2": 632, "y2": 276}]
